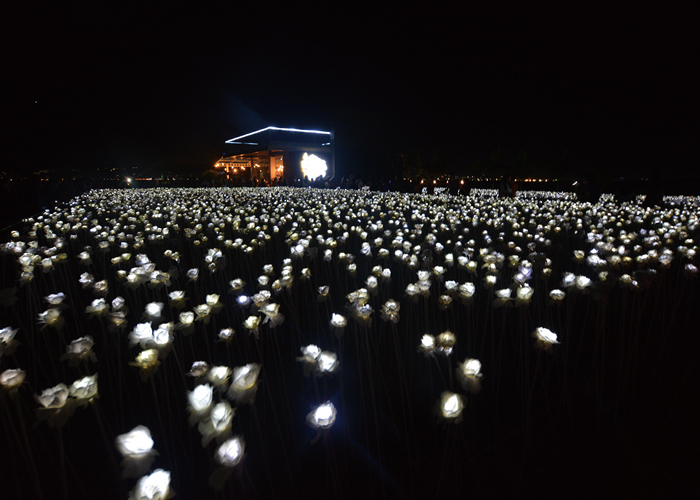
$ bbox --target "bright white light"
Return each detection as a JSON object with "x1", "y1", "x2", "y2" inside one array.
[
  {"x1": 216, "y1": 436, "x2": 245, "y2": 467},
  {"x1": 301, "y1": 153, "x2": 328, "y2": 180},
  {"x1": 130, "y1": 469, "x2": 170, "y2": 500},
  {"x1": 301, "y1": 344, "x2": 321, "y2": 359},
  {"x1": 314, "y1": 351, "x2": 338, "y2": 375},
  {"x1": 440, "y1": 391, "x2": 465, "y2": 420},
  {"x1": 116, "y1": 425, "x2": 154, "y2": 456},
  {"x1": 189, "y1": 384, "x2": 214, "y2": 412},
  {"x1": 461, "y1": 358, "x2": 482, "y2": 377},
  {"x1": 534, "y1": 327, "x2": 559, "y2": 344},
  {"x1": 330, "y1": 313, "x2": 347, "y2": 328},
  {"x1": 307, "y1": 401, "x2": 337, "y2": 429},
  {"x1": 226, "y1": 126, "x2": 331, "y2": 144}
]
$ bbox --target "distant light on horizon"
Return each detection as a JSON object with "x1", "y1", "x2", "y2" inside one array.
[{"x1": 301, "y1": 153, "x2": 327, "y2": 180}]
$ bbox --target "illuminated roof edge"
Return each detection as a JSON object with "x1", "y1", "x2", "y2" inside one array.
[{"x1": 225, "y1": 126, "x2": 332, "y2": 144}]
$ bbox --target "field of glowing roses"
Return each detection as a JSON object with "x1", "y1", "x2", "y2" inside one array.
[{"x1": 1, "y1": 186, "x2": 699, "y2": 499}]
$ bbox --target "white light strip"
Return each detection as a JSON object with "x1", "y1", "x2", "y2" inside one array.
[{"x1": 225, "y1": 126, "x2": 331, "y2": 144}]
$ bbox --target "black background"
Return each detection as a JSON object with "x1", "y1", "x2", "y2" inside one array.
[{"x1": 3, "y1": 2, "x2": 697, "y2": 179}]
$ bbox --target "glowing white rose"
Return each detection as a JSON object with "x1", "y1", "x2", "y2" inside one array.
[
  {"x1": 129, "y1": 469, "x2": 170, "y2": 500},
  {"x1": 307, "y1": 401, "x2": 337, "y2": 430}
]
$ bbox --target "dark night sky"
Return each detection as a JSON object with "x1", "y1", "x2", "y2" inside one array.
[{"x1": 4, "y1": 2, "x2": 697, "y2": 179}]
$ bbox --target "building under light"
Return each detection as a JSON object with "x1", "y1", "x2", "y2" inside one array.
[{"x1": 216, "y1": 127, "x2": 334, "y2": 183}]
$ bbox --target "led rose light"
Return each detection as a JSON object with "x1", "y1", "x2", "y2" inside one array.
[
  {"x1": 199, "y1": 401, "x2": 235, "y2": 447},
  {"x1": 206, "y1": 294, "x2": 223, "y2": 314},
  {"x1": 436, "y1": 331, "x2": 456, "y2": 356},
  {"x1": 456, "y1": 358, "x2": 483, "y2": 394},
  {"x1": 116, "y1": 425, "x2": 155, "y2": 457},
  {"x1": 0, "y1": 368, "x2": 25, "y2": 393},
  {"x1": 188, "y1": 361, "x2": 210, "y2": 378},
  {"x1": 314, "y1": 350, "x2": 339, "y2": 375},
  {"x1": 307, "y1": 401, "x2": 337, "y2": 430},
  {"x1": 229, "y1": 278, "x2": 246, "y2": 295},
  {"x1": 38, "y1": 307, "x2": 64, "y2": 330},
  {"x1": 439, "y1": 391, "x2": 466, "y2": 422},
  {"x1": 243, "y1": 315, "x2": 261, "y2": 339},
  {"x1": 297, "y1": 344, "x2": 322, "y2": 377},
  {"x1": 143, "y1": 302, "x2": 164, "y2": 320},
  {"x1": 85, "y1": 298, "x2": 109, "y2": 317},
  {"x1": 129, "y1": 469, "x2": 170, "y2": 500},
  {"x1": 215, "y1": 436, "x2": 245, "y2": 467},
  {"x1": 36, "y1": 383, "x2": 70, "y2": 408},
  {"x1": 177, "y1": 312, "x2": 195, "y2": 335},
  {"x1": 188, "y1": 383, "x2": 214, "y2": 424},
  {"x1": 168, "y1": 290, "x2": 187, "y2": 309},
  {"x1": 380, "y1": 299, "x2": 400, "y2": 323},
  {"x1": 549, "y1": 289, "x2": 566, "y2": 303},
  {"x1": 131, "y1": 349, "x2": 160, "y2": 381},
  {"x1": 194, "y1": 304, "x2": 212, "y2": 324},
  {"x1": 533, "y1": 327, "x2": 560, "y2": 351},
  {"x1": 227, "y1": 363, "x2": 261, "y2": 405},
  {"x1": 0, "y1": 327, "x2": 19, "y2": 357},
  {"x1": 515, "y1": 285, "x2": 534, "y2": 306},
  {"x1": 207, "y1": 366, "x2": 232, "y2": 388},
  {"x1": 260, "y1": 302, "x2": 284, "y2": 328},
  {"x1": 69, "y1": 374, "x2": 98, "y2": 403},
  {"x1": 418, "y1": 334, "x2": 436, "y2": 357},
  {"x1": 129, "y1": 322, "x2": 154, "y2": 348},
  {"x1": 575, "y1": 275, "x2": 592, "y2": 290}
]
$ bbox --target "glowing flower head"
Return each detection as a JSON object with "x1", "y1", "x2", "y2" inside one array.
[
  {"x1": 533, "y1": 327, "x2": 560, "y2": 351},
  {"x1": 418, "y1": 334, "x2": 436, "y2": 356},
  {"x1": 0, "y1": 368, "x2": 25, "y2": 393},
  {"x1": 207, "y1": 366, "x2": 232, "y2": 388},
  {"x1": 219, "y1": 328, "x2": 235, "y2": 342},
  {"x1": 188, "y1": 361, "x2": 210, "y2": 378},
  {"x1": 314, "y1": 350, "x2": 339, "y2": 375},
  {"x1": 188, "y1": 383, "x2": 214, "y2": 425},
  {"x1": 0, "y1": 327, "x2": 20, "y2": 357},
  {"x1": 307, "y1": 401, "x2": 337, "y2": 430},
  {"x1": 128, "y1": 469, "x2": 170, "y2": 500},
  {"x1": 116, "y1": 425, "x2": 155, "y2": 457},
  {"x1": 131, "y1": 349, "x2": 160, "y2": 381},
  {"x1": 129, "y1": 322, "x2": 154, "y2": 348},
  {"x1": 456, "y1": 358, "x2": 483, "y2": 394},
  {"x1": 215, "y1": 436, "x2": 245, "y2": 467},
  {"x1": 330, "y1": 313, "x2": 347, "y2": 330},
  {"x1": 297, "y1": 344, "x2": 322, "y2": 377},
  {"x1": 61, "y1": 336, "x2": 97, "y2": 366},
  {"x1": 515, "y1": 285, "x2": 534, "y2": 306},
  {"x1": 38, "y1": 308, "x2": 64, "y2": 330},
  {"x1": 380, "y1": 299, "x2": 400, "y2": 323},
  {"x1": 549, "y1": 289, "x2": 566, "y2": 303},
  {"x1": 436, "y1": 331, "x2": 457, "y2": 356},
  {"x1": 439, "y1": 391, "x2": 466, "y2": 422},
  {"x1": 69, "y1": 374, "x2": 98, "y2": 403},
  {"x1": 243, "y1": 315, "x2": 261, "y2": 339},
  {"x1": 36, "y1": 383, "x2": 70, "y2": 408},
  {"x1": 229, "y1": 278, "x2": 246, "y2": 295},
  {"x1": 227, "y1": 363, "x2": 261, "y2": 405}
]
